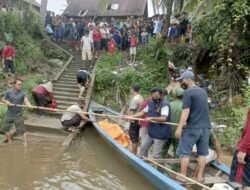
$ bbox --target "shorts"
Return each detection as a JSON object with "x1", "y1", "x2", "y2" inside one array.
[
  {"x1": 94, "y1": 41, "x2": 100, "y2": 51},
  {"x1": 82, "y1": 49, "x2": 92, "y2": 61},
  {"x1": 1, "y1": 113, "x2": 25, "y2": 135},
  {"x1": 130, "y1": 47, "x2": 137, "y2": 55},
  {"x1": 4, "y1": 59, "x2": 16, "y2": 74},
  {"x1": 77, "y1": 72, "x2": 87, "y2": 86},
  {"x1": 229, "y1": 151, "x2": 250, "y2": 187},
  {"x1": 128, "y1": 121, "x2": 140, "y2": 144},
  {"x1": 177, "y1": 128, "x2": 209, "y2": 157},
  {"x1": 61, "y1": 114, "x2": 81, "y2": 128}
]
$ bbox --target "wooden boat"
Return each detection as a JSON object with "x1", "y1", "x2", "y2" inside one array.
[{"x1": 88, "y1": 101, "x2": 239, "y2": 190}]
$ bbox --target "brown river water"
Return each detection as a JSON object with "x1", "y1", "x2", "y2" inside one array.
[{"x1": 0, "y1": 126, "x2": 155, "y2": 190}]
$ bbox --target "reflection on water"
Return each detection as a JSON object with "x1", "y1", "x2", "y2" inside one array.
[{"x1": 0, "y1": 126, "x2": 155, "y2": 190}]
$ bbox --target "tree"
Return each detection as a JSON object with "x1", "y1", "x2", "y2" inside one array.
[{"x1": 164, "y1": 0, "x2": 175, "y2": 29}]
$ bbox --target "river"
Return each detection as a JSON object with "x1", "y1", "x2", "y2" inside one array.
[{"x1": 0, "y1": 126, "x2": 155, "y2": 190}]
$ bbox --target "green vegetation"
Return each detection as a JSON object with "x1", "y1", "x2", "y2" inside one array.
[
  {"x1": 94, "y1": 39, "x2": 174, "y2": 110},
  {"x1": 0, "y1": 3, "x2": 69, "y2": 126},
  {"x1": 0, "y1": 4, "x2": 67, "y2": 78}
]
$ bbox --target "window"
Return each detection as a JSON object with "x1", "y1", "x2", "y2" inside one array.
[
  {"x1": 79, "y1": 9, "x2": 88, "y2": 17},
  {"x1": 106, "y1": 3, "x2": 119, "y2": 10}
]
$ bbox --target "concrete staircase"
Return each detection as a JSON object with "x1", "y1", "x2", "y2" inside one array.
[
  {"x1": 53, "y1": 51, "x2": 94, "y2": 111},
  {"x1": 23, "y1": 43, "x2": 96, "y2": 146}
]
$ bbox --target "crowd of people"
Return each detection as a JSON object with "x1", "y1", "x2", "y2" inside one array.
[{"x1": 45, "y1": 12, "x2": 192, "y2": 63}]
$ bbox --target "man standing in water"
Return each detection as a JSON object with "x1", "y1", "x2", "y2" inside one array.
[
  {"x1": 1, "y1": 79, "x2": 33, "y2": 146},
  {"x1": 175, "y1": 71, "x2": 211, "y2": 183}
]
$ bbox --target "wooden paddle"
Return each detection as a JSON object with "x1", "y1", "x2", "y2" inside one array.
[
  {"x1": 142, "y1": 156, "x2": 211, "y2": 190},
  {"x1": 0, "y1": 103, "x2": 179, "y2": 126}
]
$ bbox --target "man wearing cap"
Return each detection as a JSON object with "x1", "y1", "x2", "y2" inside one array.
[{"x1": 175, "y1": 71, "x2": 211, "y2": 183}]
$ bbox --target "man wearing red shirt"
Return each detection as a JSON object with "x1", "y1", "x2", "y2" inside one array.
[
  {"x1": 2, "y1": 43, "x2": 16, "y2": 83},
  {"x1": 129, "y1": 33, "x2": 138, "y2": 63},
  {"x1": 32, "y1": 82, "x2": 57, "y2": 109},
  {"x1": 230, "y1": 109, "x2": 250, "y2": 190},
  {"x1": 92, "y1": 23, "x2": 101, "y2": 59}
]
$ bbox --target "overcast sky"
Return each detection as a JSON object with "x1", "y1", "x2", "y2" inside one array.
[
  {"x1": 36, "y1": 0, "x2": 155, "y2": 16},
  {"x1": 36, "y1": 0, "x2": 67, "y2": 15}
]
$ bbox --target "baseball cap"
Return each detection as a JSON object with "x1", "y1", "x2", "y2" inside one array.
[{"x1": 176, "y1": 71, "x2": 195, "y2": 81}]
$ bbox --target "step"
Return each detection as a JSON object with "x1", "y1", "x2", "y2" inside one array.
[
  {"x1": 61, "y1": 73, "x2": 76, "y2": 77},
  {"x1": 57, "y1": 100, "x2": 77, "y2": 106},
  {"x1": 55, "y1": 95, "x2": 79, "y2": 101},
  {"x1": 25, "y1": 118, "x2": 68, "y2": 135},
  {"x1": 59, "y1": 77, "x2": 76, "y2": 82},
  {"x1": 53, "y1": 87, "x2": 79, "y2": 93},
  {"x1": 58, "y1": 105, "x2": 70, "y2": 110},
  {"x1": 65, "y1": 68, "x2": 80, "y2": 72},
  {"x1": 56, "y1": 80, "x2": 77, "y2": 85},
  {"x1": 64, "y1": 68, "x2": 94, "y2": 74},
  {"x1": 54, "y1": 83, "x2": 78, "y2": 88},
  {"x1": 54, "y1": 91, "x2": 79, "y2": 97},
  {"x1": 68, "y1": 63, "x2": 82, "y2": 66}
]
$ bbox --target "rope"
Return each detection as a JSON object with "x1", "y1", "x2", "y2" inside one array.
[{"x1": 0, "y1": 102, "x2": 179, "y2": 126}]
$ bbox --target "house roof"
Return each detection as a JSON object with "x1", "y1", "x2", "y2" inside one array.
[
  {"x1": 24, "y1": 0, "x2": 40, "y2": 8},
  {"x1": 63, "y1": 0, "x2": 147, "y2": 17}
]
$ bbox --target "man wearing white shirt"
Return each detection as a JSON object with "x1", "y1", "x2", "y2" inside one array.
[
  {"x1": 100, "y1": 24, "x2": 110, "y2": 51},
  {"x1": 80, "y1": 30, "x2": 93, "y2": 63}
]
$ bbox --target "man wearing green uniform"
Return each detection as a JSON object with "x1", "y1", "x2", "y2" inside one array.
[{"x1": 162, "y1": 88, "x2": 184, "y2": 158}]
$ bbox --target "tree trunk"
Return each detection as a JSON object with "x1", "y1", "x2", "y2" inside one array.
[
  {"x1": 162, "y1": 0, "x2": 174, "y2": 36},
  {"x1": 173, "y1": 0, "x2": 181, "y2": 14},
  {"x1": 179, "y1": 0, "x2": 184, "y2": 12},
  {"x1": 151, "y1": 0, "x2": 157, "y2": 15},
  {"x1": 40, "y1": 0, "x2": 48, "y2": 26},
  {"x1": 165, "y1": 0, "x2": 174, "y2": 26}
]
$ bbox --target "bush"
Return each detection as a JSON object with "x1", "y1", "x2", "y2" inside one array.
[
  {"x1": 0, "y1": 105, "x2": 7, "y2": 124},
  {"x1": 94, "y1": 38, "x2": 172, "y2": 110},
  {"x1": 22, "y1": 75, "x2": 44, "y2": 104}
]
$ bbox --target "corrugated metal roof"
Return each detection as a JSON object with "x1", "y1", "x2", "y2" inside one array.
[{"x1": 63, "y1": 0, "x2": 147, "y2": 17}]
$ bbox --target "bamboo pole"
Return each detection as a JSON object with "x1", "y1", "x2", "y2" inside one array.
[
  {"x1": 0, "y1": 103, "x2": 179, "y2": 126},
  {"x1": 142, "y1": 156, "x2": 211, "y2": 190}
]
